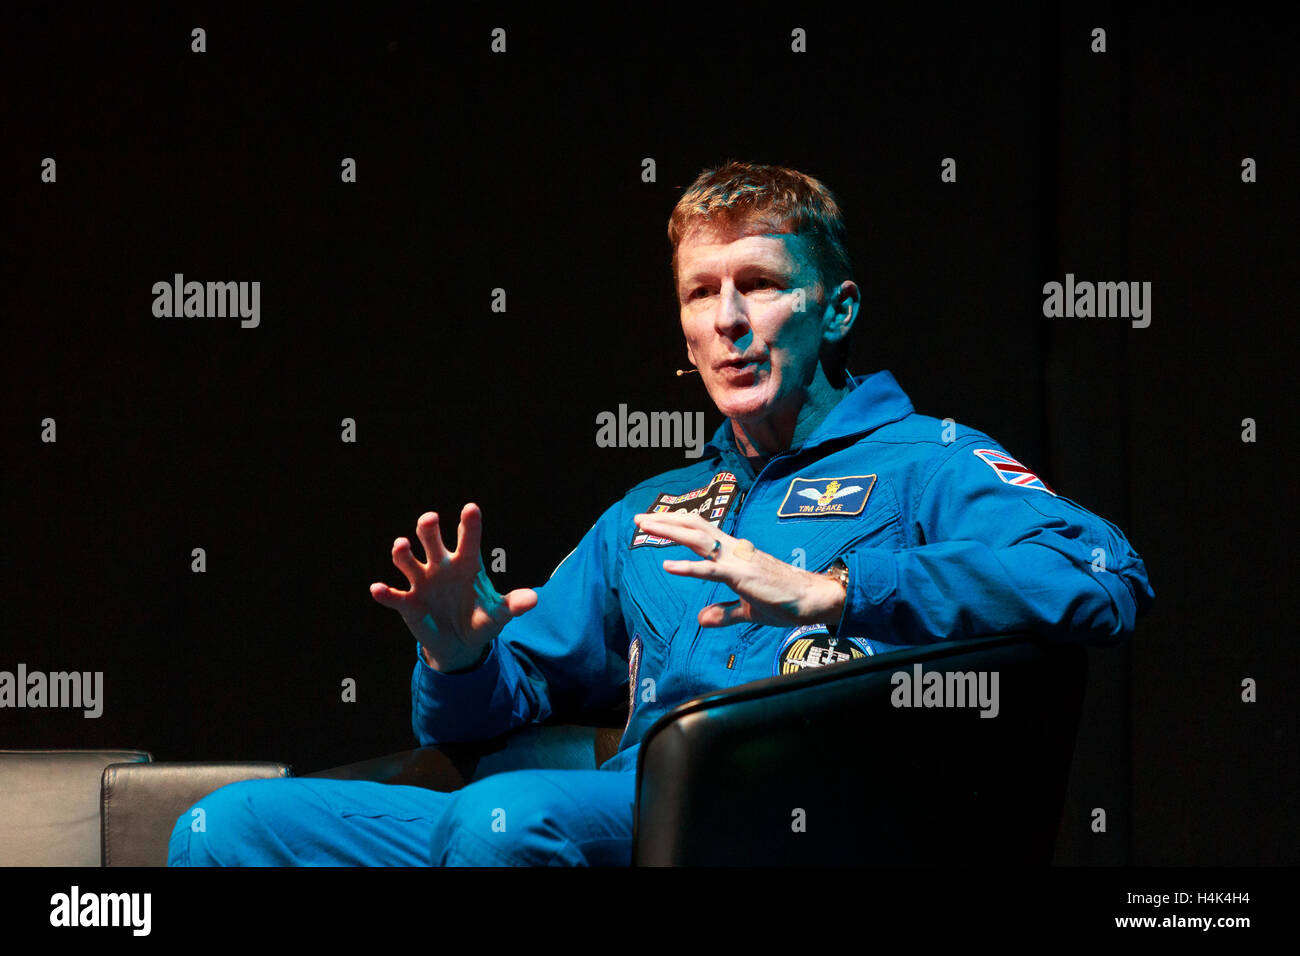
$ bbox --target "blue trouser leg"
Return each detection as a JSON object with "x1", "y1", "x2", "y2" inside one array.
[
  {"x1": 167, "y1": 768, "x2": 636, "y2": 866},
  {"x1": 167, "y1": 778, "x2": 456, "y2": 866},
  {"x1": 428, "y1": 769, "x2": 636, "y2": 866}
]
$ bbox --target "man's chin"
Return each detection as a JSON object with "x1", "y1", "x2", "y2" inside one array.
[{"x1": 709, "y1": 385, "x2": 777, "y2": 424}]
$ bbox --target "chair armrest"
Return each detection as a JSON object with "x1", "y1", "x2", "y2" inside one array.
[
  {"x1": 0, "y1": 749, "x2": 152, "y2": 866},
  {"x1": 633, "y1": 633, "x2": 1087, "y2": 866},
  {"x1": 303, "y1": 745, "x2": 475, "y2": 790},
  {"x1": 101, "y1": 761, "x2": 291, "y2": 867}
]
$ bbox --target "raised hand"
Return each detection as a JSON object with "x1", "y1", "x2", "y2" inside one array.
[
  {"x1": 370, "y1": 503, "x2": 537, "y2": 671},
  {"x1": 632, "y1": 510, "x2": 845, "y2": 628}
]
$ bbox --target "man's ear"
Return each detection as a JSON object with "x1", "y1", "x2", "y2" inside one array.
[{"x1": 821, "y1": 280, "x2": 860, "y2": 346}]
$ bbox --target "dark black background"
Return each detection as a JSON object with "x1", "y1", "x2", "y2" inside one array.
[{"x1": 3, "y1": 7, "x2": 1294, "y2": 866}]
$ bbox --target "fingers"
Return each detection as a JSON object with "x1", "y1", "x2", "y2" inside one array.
[
  {"x1": 699, "y1": 600, "x2": 750, "y2": 628},
  {"x1": 503, "y1": 588, "x2": 538, "y2": 617},
  {"x1": 391, "y1": 537, "x2": 424, "y2": 585},
  {"x1": 415, "y1": 512, "x2": 449, "y2": 565},
  {"x1": 483, "y1": 586, "x2": 538, "y2": 628},
  {"x1": 456, "y1": 502, "x2": 483, "y2": 563},
  {"x1": 633, "y1": 511, "x2": 722, "y2": 557},
  {"x1": 661, "y1": 557, "x2": 723, "y2": 579},
  {"x1": 633, "y1": 510, "x2": 716, "y2": 534},
  {"x1": 369, "y1": 581, "x2": 407, "y2": 610}
]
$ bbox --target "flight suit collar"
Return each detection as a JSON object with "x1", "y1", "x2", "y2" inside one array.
[{"x1": 703, "y1": 369, "x2": 915, "y2": 469}]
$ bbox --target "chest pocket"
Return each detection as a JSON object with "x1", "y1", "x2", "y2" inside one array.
[
  {"x1": 767, "y1": 478, "x2": 904, "y2": 572},
  {"x1": 619, "y1": 547, "x2": 700, "y2": 652}
]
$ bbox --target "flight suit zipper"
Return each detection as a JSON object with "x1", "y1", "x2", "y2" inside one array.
[{"x1": 684, "y1": 450, "x2": 796, "y2": 689}]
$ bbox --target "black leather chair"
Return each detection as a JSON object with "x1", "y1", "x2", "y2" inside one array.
[{"x1": 632, "y1": 632, "x2": 1086, "y2": 864}]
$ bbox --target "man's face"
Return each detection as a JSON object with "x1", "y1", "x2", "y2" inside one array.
[{"x1": 676, "y1": 227, "x2": 829, "y2": 426}]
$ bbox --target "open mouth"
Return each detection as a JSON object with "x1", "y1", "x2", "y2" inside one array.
[{"x1": 716, "y1": 360, "x2": 762, "y2": 385}]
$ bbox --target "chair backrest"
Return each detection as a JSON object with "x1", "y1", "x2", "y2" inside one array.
[
  {"x1": 634, "y1": 634, "x2": 1088, "y2": 865},
  {"x1": 0, "y1": 749, "x2": 152, "y2": 866}
]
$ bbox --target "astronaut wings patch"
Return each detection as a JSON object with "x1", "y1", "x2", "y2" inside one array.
[
  {"x1": 777, "y1": 475, "x2": 876, "y2": 517},
  {"x1": 972, "y1": 448, "x2": 1056, "y2": 495}
]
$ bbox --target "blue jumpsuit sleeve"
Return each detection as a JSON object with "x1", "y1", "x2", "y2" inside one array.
[
  {"x1": 837, "y1": 437, "x2": 1154, "y2": 646},
  {"x1": 410, "y1": 501, "x2": 630, "y2": 746}
]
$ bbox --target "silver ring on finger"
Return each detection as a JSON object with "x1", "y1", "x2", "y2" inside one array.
[{"x1": 708, "y1": 538, "x2": 722, "y2": 561}]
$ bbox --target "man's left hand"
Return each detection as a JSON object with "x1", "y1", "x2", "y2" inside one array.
[{"x1": 632, "y1": 511, "x2": 846, "y2": 628}]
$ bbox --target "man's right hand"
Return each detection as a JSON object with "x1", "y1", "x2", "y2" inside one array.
[{"x1": 369, "y1": 502, "x2": 537, "y2": 672}]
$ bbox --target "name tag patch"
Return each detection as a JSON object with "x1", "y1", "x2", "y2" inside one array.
[
  {"x1": 777, "y1": 475, "x2": 876, "y2": 518},
  {"x1": 632, "y1": 471, "x2": 742, "y2": 548}
]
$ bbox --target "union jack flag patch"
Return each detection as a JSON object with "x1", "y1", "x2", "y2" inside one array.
[{"x1": 972, "y1": 448, "x2": 1056, "y2": 495}]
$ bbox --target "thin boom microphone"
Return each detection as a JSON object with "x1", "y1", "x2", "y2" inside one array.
[{"x1": 675, "y1": 368, "x2": 697, "y2": 376}]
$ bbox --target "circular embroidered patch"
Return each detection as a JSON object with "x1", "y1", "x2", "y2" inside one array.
[{"x1": 773, "y1": 625, "x2": 872, "y2": 676}]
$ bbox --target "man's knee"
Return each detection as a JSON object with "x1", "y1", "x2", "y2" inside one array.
[
  {"x1": 429, "y1": 771, "x2": 631, "y2": 867},
  {"x1": 168, "y1": 778, "x2": 295, "y2": 867}
]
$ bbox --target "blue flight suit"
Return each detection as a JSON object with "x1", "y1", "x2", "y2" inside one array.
[{"x1": 168, "y1": 369, "x2": 1153, "y2": 865}]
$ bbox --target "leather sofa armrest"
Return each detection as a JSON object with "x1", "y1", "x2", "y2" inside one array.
[
  {"x1": 101, "y1": 761, "x2": 291, "y2": 867},
  {"x1": 1, "y1": 749, "x2": 152, "y2": 866}
]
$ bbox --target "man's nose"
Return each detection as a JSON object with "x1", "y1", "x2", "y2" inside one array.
[{"x1": 713, "y1": 283, "x2": 750, "y2": 338}]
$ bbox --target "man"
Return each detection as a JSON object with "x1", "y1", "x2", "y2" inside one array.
[{"x1": 169, "y1": 161, "x2": 1153, "y2": 866}]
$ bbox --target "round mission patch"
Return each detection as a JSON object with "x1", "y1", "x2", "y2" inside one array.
[{"x1": 773, "y1": 625, "x2": 872, "y2": 676}]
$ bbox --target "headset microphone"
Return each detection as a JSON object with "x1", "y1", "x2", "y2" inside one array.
[{"x1": 675, "y1": 368, "x2": 698, "y2": 376}]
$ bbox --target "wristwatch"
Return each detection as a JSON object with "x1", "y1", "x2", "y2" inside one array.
[{"x1": 824, "y1": 557, "x2": 850, "y2": 635}]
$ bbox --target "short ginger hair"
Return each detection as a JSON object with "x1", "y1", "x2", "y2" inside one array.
[{"x1": 667, "y1": 160, "x2": 855, "y2": 297}]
